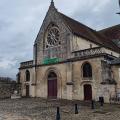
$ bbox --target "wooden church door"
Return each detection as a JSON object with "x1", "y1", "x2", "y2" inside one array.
[
  {"x1": 48, "y1": 72, "x2": 57, "y2": 98},
  {"x1": 26, "y1": 85, "x2": 30, "y2": 97},
  {"x1": 84, "y1": 84, "x2": 92, "y2": 100}
]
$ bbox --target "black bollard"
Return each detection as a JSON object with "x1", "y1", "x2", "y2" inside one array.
[
  {"x1": 56, "y1": 107, "x2": 60, "y2": 120},
  {"x1": 100, "y1": 97, "x2": 104, "y2": 107},
  {"x1": 91, "y1": 100, "x2": 95, "y2": 109},
  {"x1": 99, "y1": 97, "x2": 104, "y2": 107},
  {"x1": 100, "y1": 100, "x2": 103, "y2": 106},
  {"x1": 75, "y1": 104, "x2": 78, "y2": 114}
]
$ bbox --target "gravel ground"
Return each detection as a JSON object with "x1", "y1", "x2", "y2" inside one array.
[{"x1": 0, "y1": 98, "x2": 119, "y2": 120}]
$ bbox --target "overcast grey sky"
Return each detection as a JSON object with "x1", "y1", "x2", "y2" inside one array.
[{"x1": 0, "y1": 0, "x2": 119, "y2": 79}]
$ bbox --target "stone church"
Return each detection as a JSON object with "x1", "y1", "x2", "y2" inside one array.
[{"x1": 19, "y1": 1, "x2": 120, "y2": 103}]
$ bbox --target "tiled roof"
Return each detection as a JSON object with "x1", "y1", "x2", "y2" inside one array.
[
  {"x1": 59, "y1": 12, "x2": 120, "y2": 53},
  {"x1": 98, "y1": 24, "x2": 120, "y2": 40}
]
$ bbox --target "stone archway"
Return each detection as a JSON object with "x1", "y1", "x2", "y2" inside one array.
[
  {"x1": 84, "y1": 84, "x2": 92, "y2": 100},
  {"x1": 47, "y1": 71, "x2": 57, "y2": 99}
]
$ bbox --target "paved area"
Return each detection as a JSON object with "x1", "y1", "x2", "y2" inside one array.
[{"x1": 0, "y1": 98, "x2": 119, "y2": 120}]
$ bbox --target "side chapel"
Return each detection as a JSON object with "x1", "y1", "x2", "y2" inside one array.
[{"x1": 18, "y1": 1, "x2": 120, "y2": 103}]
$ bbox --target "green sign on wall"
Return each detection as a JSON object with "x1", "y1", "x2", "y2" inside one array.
[{"x1": 43, "y1": 58, "x2": 61, "y2": 65}]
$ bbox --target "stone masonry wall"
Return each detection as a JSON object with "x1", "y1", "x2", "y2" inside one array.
[{"x1": 0, "y1": 82, "x2": 16, "y2": 99}]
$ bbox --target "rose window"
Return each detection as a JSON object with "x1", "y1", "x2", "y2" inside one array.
[{"x1": 46, "y1": 27, "x2": 60, "y2": 48}]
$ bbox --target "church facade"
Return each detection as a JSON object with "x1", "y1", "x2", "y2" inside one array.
[{"x1": 19, "y1": 1, "x2": 120, "y2": 103}]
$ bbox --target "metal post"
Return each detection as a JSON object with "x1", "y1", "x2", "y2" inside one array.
[
  {"x1": 100, "y1": 101, "x2": 103, "y2": 106},
  {"x1": 100, "y1": 97, "x2": 104, "y2": 107},
  {"x1": 91, "y1": 100, "x2": 95, "y2": 109},
  {"x1": 99, "y1": 97, "x2": 104, "y2": 107},
  {"x1": 56, "y1": 107, "x2": 60, "y2": 120},
  {"x1": 75, "y1": 104, "x2": 78, "y2": 114}
]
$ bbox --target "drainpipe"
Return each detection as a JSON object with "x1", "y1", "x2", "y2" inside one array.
[{"x1": 34, "y1": 43, "x2": 37, "y2": 97}]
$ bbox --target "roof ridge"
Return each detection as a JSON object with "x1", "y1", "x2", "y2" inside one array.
[
  {"x1": 59, "y1": 12, "x2": 96, "y2": 32},
  {"x1": 99, "y1": 24, "x2": 120, "y2": 32},
  {"x1": 59, "y1": 12, "x2": 120, "y2": 53}
]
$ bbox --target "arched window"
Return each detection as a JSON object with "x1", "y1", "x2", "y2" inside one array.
[
  {"x1": 26, "y1": 70, "x2": 30, "y2": 81},
  {"x1": 82, "y1": 62, "x2": 92, "y2": 78},
  {"x1": 48, "y1": 72, "x2": 57, "y2": 80}
]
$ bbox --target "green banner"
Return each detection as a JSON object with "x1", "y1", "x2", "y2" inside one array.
[{"x1": 43, "y1": 58, "x2": 61, "y2": 65}]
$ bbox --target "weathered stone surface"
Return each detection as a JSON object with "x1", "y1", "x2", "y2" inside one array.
[
  {"x1": 19, "y1": 3, "x2": 120, "y2": 104},
  {"x1": 0, "y1": 98, "x2": 120, "y2": 120}
]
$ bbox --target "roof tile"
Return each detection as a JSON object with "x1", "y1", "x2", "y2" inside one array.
[{"x1": 59, "y1": 12, "x2": 120, "y2": 53}]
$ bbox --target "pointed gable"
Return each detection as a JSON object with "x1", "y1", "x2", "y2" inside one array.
[
  {"x1": 35, "y1": 1, "x2": 120, "y2": 53},
  {"x1": 34, "y1": 1, "x2": 58, "y2": 44}
]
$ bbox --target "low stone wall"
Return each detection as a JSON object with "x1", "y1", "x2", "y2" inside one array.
[
  {"x1": 0, "y1": 82, "x2": 16, "y2": 99},
  {"x1": 96, "y1": 84, "x2": 116, "y2": 103}
]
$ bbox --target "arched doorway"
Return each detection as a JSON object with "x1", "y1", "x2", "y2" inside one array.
[
  {"x1": 84, "y1": 84, "x2": 92, "y2": 100},
  {"x1": 48, "y1": 71, "x2": 57, "y2": 99}
]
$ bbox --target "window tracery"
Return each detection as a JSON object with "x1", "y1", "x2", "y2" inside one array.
[
  {"x1": 43, "y1": 24, "x2": 66, "y2": 59},
  {"x1": 82, "y1": 62, "x2": 92, "y2": 78}
]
